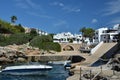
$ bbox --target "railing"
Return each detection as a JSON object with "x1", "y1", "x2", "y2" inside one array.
[
  {"x1": 92, "y1": 71, "x2": 101, "y2": 80},
  {"x1": 78, "y1": 67, "x2": 102, "y2": 80},
  {"x1": 91, "y1": 41, "x2": 103, "y2": 54}
]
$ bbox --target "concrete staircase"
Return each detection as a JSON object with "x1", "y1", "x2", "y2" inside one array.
[{"x1": 80, "y1": 42, "x2": 117, "y2": 66}]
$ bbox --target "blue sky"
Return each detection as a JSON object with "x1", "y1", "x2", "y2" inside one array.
[{"x1": 0, "y1": 0, "x2": 120, "y2": 34}]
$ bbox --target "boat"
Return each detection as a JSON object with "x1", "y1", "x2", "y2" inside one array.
[
  {"x1": 48, "y1": 60, "x2": 71, "y2": 69},
  {"x1": 48, "y1": 60, "x2": 71, "y2": 65},
  {"x1": 64, "y1": 61, "x2": 71, "y2": 70},
  {"x1": 1, "y1": 64, "x2": 53, "y2": 75}
]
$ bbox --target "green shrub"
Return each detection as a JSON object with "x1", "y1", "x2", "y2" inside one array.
[
  {"x1": 30, "y1": 35, "x2": 61, "y2": 52},
  {"x1": 0, "y1": 33, "x2": 32, "y2": 46},
  {"x1": 44, "y1": 42, "x2": 61, "y2": 52},
  {"x1": 0, "y1": 19, "x2": 25, "y2": 34}
]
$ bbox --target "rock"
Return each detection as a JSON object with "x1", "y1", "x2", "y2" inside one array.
[
  {"x1": 17, "y1": 57, "x2": 26, "y2": 62},
  {"x1": 49, "y1": 50, "x2": 56, "y2": 54},
  {"x1": 113, "y1": 58, "x2": 120, "y2": 64},
  {"x1": 16, "y1": 51, "x2": 25, "y2": 57},
  {"x1": 114, "y1": 54, "x2": 120, "y2": 58},
  {"x1": 111, "y1": 75, "x2": 119, "y2": 79},
  {"x1": 0, "y1": 57, "x2": 12, "y2": 62},
  {"x1": 113, "y1": 65, "x2": 120, "y2": 71}
]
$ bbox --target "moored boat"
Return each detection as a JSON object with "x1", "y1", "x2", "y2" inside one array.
[
  {"x1": 1, "y1": 64, "x2": 53, "y2": 75},
  {"x1": 48, "y1": 60, "x2": 71, "y2": 65}
]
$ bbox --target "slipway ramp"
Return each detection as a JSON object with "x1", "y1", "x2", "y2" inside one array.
[{"x1": 80, "y1": 42, "x2": 117, "y2": 66}]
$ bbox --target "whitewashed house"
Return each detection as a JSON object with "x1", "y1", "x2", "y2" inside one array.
[
  {"x1": 37, "y1": 30, "x2": 48, "y2": 36},
  {"x1": 24, "y1": 27, "x2": 48, "y2": 36},
  {"x1": 94, "y1": 26, "x2": 119, "y2": 43},
  {"x1": 53, "y1": 32, "x2": 82, "y2": 43}
]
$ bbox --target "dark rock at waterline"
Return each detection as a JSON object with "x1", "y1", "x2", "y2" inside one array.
[
  {"x1": 83, "y1": 73, "x2": 94, "y2": 79},
  {"x1": 68, "y1": 55, "x2": 85, "y2": 63},
  {"x1": 112, "y1": 65, "x2": 120, "y2": 71},
  {"x1": 68, "y1": 71, "x2": 74, "y2": 76}
]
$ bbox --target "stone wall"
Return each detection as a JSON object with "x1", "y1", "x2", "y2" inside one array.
[{"x1": 27, "y1": 56, "x2": 70, "y2": 62}]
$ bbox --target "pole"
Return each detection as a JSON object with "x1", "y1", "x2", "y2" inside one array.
[
  {"x1": 79, "y1": 67, "x2": 82, "y2": 80},
  {"x1": 90, "y1": 70, "x2": 92, "y2": 80},
  {"x1": 100, "y1": 66, "x2": 102, "y2": 72},
  {"x1": 112, "y1": 58, "x2": 115, "y2": 75}
]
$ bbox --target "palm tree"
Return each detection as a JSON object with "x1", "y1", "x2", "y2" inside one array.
[{"x1": 11, "y1": 15, "x2": 17, "y2": 24}]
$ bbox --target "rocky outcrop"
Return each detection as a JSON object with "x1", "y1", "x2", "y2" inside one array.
[
  {"x1": 106, "y1": 54, "x2": 120, "y2": 72},
  {"x1": 0, "y1": 44, "x2": 40, "y2": 64}
]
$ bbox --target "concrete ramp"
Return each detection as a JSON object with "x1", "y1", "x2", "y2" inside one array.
[{"x1": 80, "y1": 42, "x2": 117, "y2": 66}]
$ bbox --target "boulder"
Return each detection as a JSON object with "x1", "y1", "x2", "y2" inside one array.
[
  {"x1": 111, "y1": 75, "x2": 119, "y2": 79},
  {"x1": 17, "y1": 57, "x2": 26, "y2": 62},
  {"x1": 0, "y1": 57, "x2": 12, "y2": 62}
]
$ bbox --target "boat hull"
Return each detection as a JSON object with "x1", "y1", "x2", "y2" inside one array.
[{"x1": 1, "y1": 65, "x2": 52, "y2": 75}]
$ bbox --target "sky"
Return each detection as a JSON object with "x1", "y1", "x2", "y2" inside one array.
[{"x1": 0, "y1": 0, "x2": 120, "y2": 34}]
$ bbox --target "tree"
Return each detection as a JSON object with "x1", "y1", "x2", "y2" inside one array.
[
  {"x1": 79, "y1": 27, "x2": 95, "y2": 38},
  {"x1": 11, "y1": 16, "x2": 17, "y2": 24},
  {"x1": 15, "y1": 24, "x2": 25, "y2": 33},
  {"x1": 30, "y1": 29, "x2": 38, "y2": 36},
  {"x1": 29, "y1": 35, "x2": 61, "y2": 52},
  {"x1": 84, "y1": 28, "x2": 95, "y2": 38}
]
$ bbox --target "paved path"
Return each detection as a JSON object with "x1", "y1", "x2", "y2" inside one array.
[
  {"x1": 27, "y1": 42, "x2": 117, "y2": 66},
  {"x1": 26, "y1": 51, "x2": 90, "y2": 58},
  {"x1": 78, "y1": 43, "x2": 117, "y2": 66}
]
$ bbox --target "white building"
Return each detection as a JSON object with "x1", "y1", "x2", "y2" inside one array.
[
  {"x1": 24, "y1": 27, "x2": 48, "y2": 36},
  {"x1": 94, "y1": 27, "x2": 119, "y2": 43},
  {"x1": 53, "y1": 32, "x2": 82, "y2": 43},
  {"x1": 113, "y1": 24, "x2": 120, "y2": 32},
  {"x1": 94, "y1": 27, "x2": 108, "y2": 43},
  {"x1": 24, "y1": 27, "x2": 31, "y2": 33},
  {"x1": 37, "y1": 29, "x2": 48, "y2": 36}
]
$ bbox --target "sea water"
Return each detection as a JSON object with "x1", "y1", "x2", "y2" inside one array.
[{"x1": 0, "y1": 62, "x2": 69, "y2": 80}]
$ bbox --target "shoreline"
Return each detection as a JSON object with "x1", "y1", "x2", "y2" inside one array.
[
  {"x1": 0, "y1": 44, "x2": 120, "y2": 80},
  {"x1": 66, "y1": 65, "x2": 120, "y2": 80},
  {"x1": 67, "y1": 63, "x2": 120, "y2": 80}
]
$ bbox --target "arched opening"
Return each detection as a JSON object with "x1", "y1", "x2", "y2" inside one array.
[{"x1": 63, "y1": 45, "x2": 74, "y2": 51}]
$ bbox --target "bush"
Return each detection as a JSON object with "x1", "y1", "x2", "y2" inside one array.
[
  {"x1": 0, "y1": 19, "x2": 25, "y2": 34},
  {"x1": 30, "y1": 35, "x2": 61, "y2": 52},
  {"x1": 8, "y1": 33, "x2": 32, "y2": 45},
  {"x1": 0, "y1": 33, "x2": 32, "y2": 46},
  {"x1": 40, "y1": 42, "x2": 61, "y2": 52}
]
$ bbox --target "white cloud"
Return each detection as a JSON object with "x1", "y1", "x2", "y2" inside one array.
[
  {"x1": 26, "y1": 0, "x2": 40, "y2": 9},
  {"x1": 103, "y1": 0, "x2": 120, "y2": 16},
  {"x1": 59, "y1": 3, "x2": 64, "y2": 7},
  {"x1": 15, "y1": 3, "x2": 29, "y2": 9},
  {"x1": 14, "y1": 0, "x2": 40, "y2": 9},
  {"x1": 50, "y1": 2, "x2": 64, "y2": 7},
  {"x1": 53, "y1": 20, "x2": 69, "y2": 29},
  {"x1": 92, "y1": 19, "x2": 98, "y2": 23},
  {"x1": 62, "y1": 6, "x2": 80, "y2": 13},
  {"x1": 109, "y1": 17, "x2": 120, "y2": 24},
  {"x1": 27, "y1": 12, "x2": 53, "y2": 19},
  {"x1": 50, "y1": 2, "x2": 80, "y2": 13}
]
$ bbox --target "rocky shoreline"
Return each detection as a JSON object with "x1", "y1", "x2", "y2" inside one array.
[
  {"x1": 0, "y1": 44, "x2": 72, "y2": 65},
  {"x1": 67, "y1": 54, "x2": 120, "y2": 80},
  {"x1": 0, "y1": 44, "x2": 53, "y2": 64},
  {"x1": 1, "y1": 44, "x2": 120, "y2": 80}
]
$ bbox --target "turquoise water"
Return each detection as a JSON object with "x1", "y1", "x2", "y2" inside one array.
[{"x1": 0, "y1": 62, "x2": 69, "y2": 80}]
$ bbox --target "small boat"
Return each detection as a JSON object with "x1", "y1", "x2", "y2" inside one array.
[
  {"x1": 1, "y1": 64, "x2": 53, "y2": 75},
  {"x1": 48, "y1": 60, "x2": 71, "y2": 65},
  {"x1": 64, "y1": 61, "x2": 71, "y2": 70}
]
